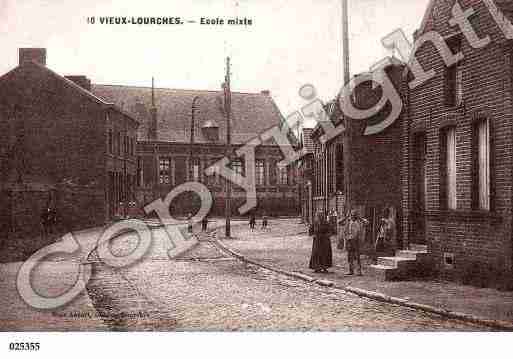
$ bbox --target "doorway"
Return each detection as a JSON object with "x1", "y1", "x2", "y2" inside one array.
[{"x1": 411, "y1": 133, "x2": 427, "y2": 244}]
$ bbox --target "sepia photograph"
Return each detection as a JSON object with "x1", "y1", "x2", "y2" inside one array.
[{"x1": 1, "y1": 0, "x2": 513, "y2": 357}]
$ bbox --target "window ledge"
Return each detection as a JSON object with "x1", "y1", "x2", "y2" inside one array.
[{"x1": 426, "y1": 210, "x2": 502, "y2": 223}]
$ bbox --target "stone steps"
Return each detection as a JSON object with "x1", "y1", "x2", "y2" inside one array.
[
  {"x1": 370, "y1": 264, "x2": 401, "y2": 281},
  {"x1": 410, "y1": 244, "x2": 428, "y2": 252},
  {"x1": 370, "y1": 244, "x2": 431, "y2": 281},
  {"x1": 378, "y1": 256, "x2": 417, "y2": 269}
]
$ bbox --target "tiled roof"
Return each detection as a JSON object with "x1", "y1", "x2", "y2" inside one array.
[
  {"x1": 91, "y1": 84, "x2": 286, "y2": 145},
  {"x1": 0, "y1": 62, "x2": 138, "y2": 125}
]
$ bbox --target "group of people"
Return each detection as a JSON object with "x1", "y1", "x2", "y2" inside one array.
[
  {"x1": 309, "y1": 207, "x2": 396, "y2": 275},
  {"x1": 186, "y1": 213, "x2": 210, "y2": 233},
  {"x1": 249, "y1": 213, "x2": 269, "y2": 231},
  {"x1": 186, "y1": 212, "x2": 271, "y2": 235}
]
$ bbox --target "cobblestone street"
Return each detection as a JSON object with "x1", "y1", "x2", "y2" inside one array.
[{"x1": 0, "y1": 220, "x2": 487, "y2": 331}]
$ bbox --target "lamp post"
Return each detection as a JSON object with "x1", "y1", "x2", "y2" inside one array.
[
  {"x1": 224, "y1": 57, "x2": 232, "y2": 238},
  {"x1": 342, "y1": 0, "x2": 352, "y2": 215},
  {"x1": 189, "y1": 96, "x2": 200, "y2": 217},
  {"x1": 190, "y1": 96, "x2": 200, "y2": 161}
]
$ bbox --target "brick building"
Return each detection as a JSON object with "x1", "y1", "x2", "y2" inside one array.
[
  {"x1": 0, "y1": 48, "x2": 138, "y2": 260},
  {"x1": 401, "y1": 0, "x2": 513, "y2": 288},
  {"x1": 298, "y1": 128, "x2": 316, "y2": 225},
  {"x1": 92, "y1": 84, "x2": 299, "y2": 217},
  {"x1": 304, "y1": 61, "x2": 406, "y2": 244}
]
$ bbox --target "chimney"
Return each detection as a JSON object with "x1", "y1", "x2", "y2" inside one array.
[
  {"x1": 261, "y1": 90, "x2": 270, "y2": 96},
  {"x1": 65, "y1": 75, "x2": 91, "y2": 92},
  {"x1": 19, "y1": 48, "x2": 46, "y2": 66}
]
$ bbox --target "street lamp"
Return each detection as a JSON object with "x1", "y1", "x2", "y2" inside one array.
[
  {"x1": 190, "y1": 96, "x2": 200, "y2": 217},
  {"x1": 224, "y1": 57, "x2": 232, "y2": 238},
  {"x1": 190, "y1": 96, "x2": 200, "y2": 158}
]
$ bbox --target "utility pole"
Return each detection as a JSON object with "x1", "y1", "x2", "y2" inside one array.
[
  {"x1": 342, "y1": 0, "x2": 352, "y2": 215},
  {"x1": 190, "y1": 96, "x2": 200, "y2": 169},
  {"x1": 224, "y1": 57, "x2": 232, "y2": 238},
  {"x1": 151, "y1": 77, "x2": 158, "y2": 205}
]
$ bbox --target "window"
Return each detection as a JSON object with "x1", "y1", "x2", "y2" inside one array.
[
  {"x1": 255, "y1": 160, "x2": 265, "y2": 186},
  {"x1": 209, "y1": 164, "x2": 220, "y2": 185},
  {"x1": 269, "y1": 160, "x2": 277, "y2": 185},
  {"x1": 289, "y1": 167, "x2": 296, "y2": 186},
  {"x1": 279, "y1": 166, "x2": 288, "y2": 185},
  {"x1": 159, "y1": 157, "x2": 171, "y2": 184},
  {"x1": 231, "y1": 160, "x2": 243, "y2": 176},
  {"x1": 473, "y1": 119, "x2": 491, "y2": 210},
  {"x1": 137, "y1": 156, "x2": 143, "y2": 187},
  {"x1": 445, "y1": 36, "x2": 463, "y2": 107},
  {"x1": 108, "y1": 129, "x2": 113, "y2": 154},
  {"x1": 440, "y1": 127, "x2": 457, "y2": 210},
  {"x1": 190, "y1": 158, "x2": 200, "y2": 182}
]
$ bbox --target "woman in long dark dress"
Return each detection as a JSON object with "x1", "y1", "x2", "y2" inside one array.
[{"x1": 309, "y1": 211, "x2": 333, "y2": 273}]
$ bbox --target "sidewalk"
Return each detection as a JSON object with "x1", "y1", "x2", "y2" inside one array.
[{"x1": 218, "y1": 218, "x2": 513, "y2": 326}]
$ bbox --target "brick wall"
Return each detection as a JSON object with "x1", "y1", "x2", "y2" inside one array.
[
  {"x1": 0, "y1": 185, "x2": 104, "y2": 263},
  {"x1": 0, "y1": 61, "x2": 115, "y2": 257},
  {"x1": 136, "y1": 142, "x2": 299, "y2": 217},
  {"x1": 402, "y1": 0, "x2": 513, "y2": 288},
  {"x1": 0, "y1": 62, "x2": 107, "y2": 188},
  {"x1": 339, "y1": 64, "x2": 407, "y2": 245}
]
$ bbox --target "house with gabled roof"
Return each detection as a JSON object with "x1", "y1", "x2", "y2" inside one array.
[
  {"x1": 0, "y1": 48, "x2": 139, "y2": 260},
  {"x1": 401, "y1": 0, "x2": 513, "y2": 288}
]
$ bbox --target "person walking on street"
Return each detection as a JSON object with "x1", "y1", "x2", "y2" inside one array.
[
  {"x1": 346, "y1": 209, "x2": 363, "y2": 276},
  {"x1": 187, "y1": 212, "x2": 193, "y2": 233},
  {"x1": 249, "y1": 213, "x2": 256, "y2": 231},
  {"x1": 261, "y1": 212, "x2": 268, "y2": 231},
  {"x1": 201, "y1": 214, "x2": 209, "y2": 232},
  {"x1": 309, "y1": 211, "x2": 333, "y2": 273},
  {"x1": 48, "y1": 207, "x2": 58, "y2": 235},
  {"x1": 40, "y1": 207, "x2": 51, "y2": 240}
]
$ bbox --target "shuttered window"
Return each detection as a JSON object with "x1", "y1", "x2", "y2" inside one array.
[
  {"x1": 472, "y1": 119, "x2": 491, "y2": 210},
  {"x1": 440, "y1": 127, "x2": 457, "y2": 210},
  {"x1": 255, "y1": 160, "x2": 265, "y2": 186},
  {"x1": 279, "y1": 166, "x2": 288, "y2": 185},
  {"x1": 446, "y1": 128, "x2": 457, "y2": 209}
]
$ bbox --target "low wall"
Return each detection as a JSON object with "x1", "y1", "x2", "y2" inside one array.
[{"x1": 0, "y1": 184, "x2": 105, "y2": 263}]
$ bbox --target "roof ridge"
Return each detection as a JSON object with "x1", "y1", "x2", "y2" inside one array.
[{"x1": 92, "y1": 83, "x2": 268, "y2": 96}]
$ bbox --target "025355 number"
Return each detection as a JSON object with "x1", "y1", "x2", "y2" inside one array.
[{"x1": 9, "y1": 342, "x2": 40, "y2": 351}]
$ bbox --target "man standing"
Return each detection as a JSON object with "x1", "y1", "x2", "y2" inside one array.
[
  {"x1": 261, "y1": 212, "x2": 268, "y2": 231},
  {"x1": 187, "y1": 213, "x2": 193, "y2": 233},
  {"x1": 249, "y1": 213, "x2": 256, "y2": 231},
  {"x1": 346, "y1": 209, "x2": 363, "y2": 276},
  {"x1": 48, "y1": 207, "x2": 58, "y2": 235},
  {"x1": 40, "y1": 207, "x2": 51, "y2": 240},
  {"x1": 201, "y1": 214, "x2": 209, "y2": 232}
]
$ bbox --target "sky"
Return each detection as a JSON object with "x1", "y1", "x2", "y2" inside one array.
[{"x1": 1, "y1": 0, "x2": 430, "y2": 119}]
